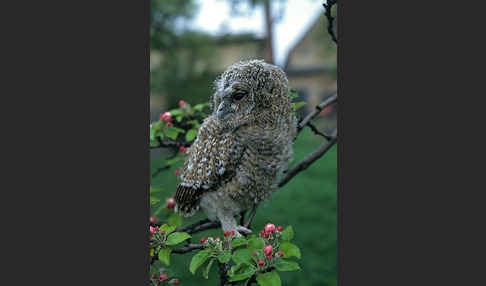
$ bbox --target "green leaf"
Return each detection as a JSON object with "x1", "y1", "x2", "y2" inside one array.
[
  {"x1": 194, "y1": 103, "x2": 209, "y2": 112},
  {"x1": 290, "y1": 91, "x2": 299, "y2": 99},
  {"x1": 279, "y1": 242, "x2": 301, "y2": 259},
  {"x1": 218, "y1": 250, "x2": 231, "y2": 263},
  {"x1": 150, "y1": 127, "x2": 156, "y2": 141},
  {"x1": 150, "y1": 187, "x2": 163, "y2": 195},
  {"x1": 169, "y1": 109, "x2": 182, "y2": 116},
  {"x1": 187, "y1": 120, "x2": 200, "y2": 128},
  {"x1": 164, "y1": 126, "x2": 185, "y2": 140},
  {"x1": 280, "y1": 226, "x2": 294, "y2": 241},
  {"x1": 176, "y1": 115, "x2": 183, "y2": 122},
  {"x1": 158, "y1": 247, "x2": 171, "y2": 266},
  {"x1": 150, "y1": 198, "x2": 160, "y2": 205},
  {"x1": 256, "y1": 271, "x2": 281, "y2": 286},
  {"x1": 293, "y1": 101, "x2": 306, "y2": 111},
  {"x1": 185, "y1": 129, "x2": 198, "y2": 142},
  {"x1": 166, "y1": 156, "x2": 183, "y2": 166},
  {"x1": 159, "y1": 224, "x2": 176, "y2": 235},
  {"x1": 231, "y1": 236, "x2": 248, "y2": 248},
  {"x1": 228, "y1": 263, "x2": 256, "y2": 282},
  {"x1": 218, "y1": 250, "x2": 232, "y2": 263},
  {"x1": 247, "y1": 237, "x2": 264, "y2": 251},
  {"x1": 274, "y1": 260, "x2": 301, "y2": 271},
  {"x1": 203, "y1": 258, "x2": 215, "y2": 279},
  {"x1": 190, "y1": 248, "x2": 212, "y2": 275},
  {"x1": 232, "y1": 249, "x2": 253, "y2": 265},
  {"x1": 165, "y1": 232, "x2": 191, "y2": 246},
  {"x1": 167, "y1": 213, "x2": 183, "y2": 227},
  {"x1": 150, "y1": 139, "x2": 159, "y2": 148}
]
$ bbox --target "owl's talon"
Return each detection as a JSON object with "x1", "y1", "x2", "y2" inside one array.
[{"x1": 236, "y1": 226, "x2": 252, "y2": 235}]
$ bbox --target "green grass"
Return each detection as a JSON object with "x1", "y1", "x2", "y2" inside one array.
[{"x1": 150, "y1": 128, "x2": 337, "y2": 286}]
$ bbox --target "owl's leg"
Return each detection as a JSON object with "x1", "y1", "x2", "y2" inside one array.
[{"x1": 217, "y1": 209, "x2": 252, "y2": 237}]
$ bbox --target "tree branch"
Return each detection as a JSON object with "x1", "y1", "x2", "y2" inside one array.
[
  {"x1": 218, "y1": 261, "x2": 230, "y2": 286},
  {"x1": 306, "y1": 121, "x2": 333, "y2": 141},
  {"x1": 297, "y1": 92, "x2": 337, "y2": 133},
  {"x1": 323, "y1": 0, "x2": 338, "y2": 44},
  {"x1": 244, "y1": 203, "x2": 259, "y2": 229},
  {"x1": 278, "y1": 135, "x2": 337, "y2": 188},
  {"x1": 150, "y1": 136, "x2": 191, "y2": 150},
  {"x1": 171, "y1": 243, "x2": 206, "y2": 254},
  {"x1": 151, "y1": 165, "x2": 170, "y2": 177},
  {"x1": 175, "y1": 220, "x2": 221, "y2": 235}
]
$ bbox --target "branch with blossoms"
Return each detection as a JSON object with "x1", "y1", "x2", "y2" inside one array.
[{"x1": 149, "y1": 91, "x2": 337, "y2": 285}]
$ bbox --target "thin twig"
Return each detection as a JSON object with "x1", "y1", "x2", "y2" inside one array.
[
  {"x1": 279, "y1": 135, "x2": 337, "y2": 188},
  {"x1": 175, "y1": 218, "x2": 211, "y2": 233},
  {"x1": 171, "y1": 243, "x2": 205, "y2": 254},
  {"x1": 150, "y1": 136, "x2": 191, "y2": 149},
  {"x1": 151, "y1": 165, "x2": 170, "y2": 177},
  {"x1": 218, "y1": 262, "x2": 230, "y2": 286},
  {"x1": 297, "y1": 92, "x2": 337, "y2": 133},
  {"x1": 244, "y1": 204, "x2": 259, "y2": 229},
  {"x1": 306, "y1": 122, "x2": 333, "y2": 140},
  {"x1": 182, "y1": 221, "x2": 221, "y2": 235},
  {"x1": 323, "y1": 0, "x2": 338, "y2": 44}
]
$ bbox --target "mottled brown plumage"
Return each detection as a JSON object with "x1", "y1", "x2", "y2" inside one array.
[{"x1": 174, "y1": 59, "x2": 297, "y2": 236}]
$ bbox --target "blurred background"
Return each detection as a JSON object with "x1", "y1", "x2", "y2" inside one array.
[{"x1": 150, "y1": 0, "x2": 337, "y2": 285}]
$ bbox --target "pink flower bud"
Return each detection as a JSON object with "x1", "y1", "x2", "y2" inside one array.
[
  {"x1": 223, "y1": 231, "x2": 231, "y2": 237},
  {"x1": 215, "y1": 237, "x2": 220, "y2": 242},
  {"x1": 160, "y1": 112, "x2": 172, "y2": 122},
  {"x1": 165, "y1": 198, "x2": 175, "y2": 209},
  {"x1": 266, "y1": 255, "x2": 272, "y2": 260},
  {"x1": 155, "y1": 279, "x2": 160, "y2": 285},
  {"x1": 276, "y1": 251, "x2": 283, "y2": 257},
  {"x1": 277, "y1": 226, "x2": 283, "y2": 232},
  {"x1": 178, "y1": 100, "x2": 186, "y2": 108},
  {"x1": 231, "y1": 230, "x2": 235, "y2": 236},
  {"x1": 149, "y1": 216, "x2": 157, "y2": 223},
  {"x1": 160, "y1": 230, "x2": 165, "y2": 235},
  {"x1": 200, "y1": 237, "x2": 207, "y2": 244},
  {"x1": 172, "y1": 278, "x2": 180, "y2": 284},
  {"x1": 152, "y1": 274, "x2": 157, "y2": 279},
  {"x1": 265, "y1": 223, "x2": 276, "y2": 233},
  {"x1": 263, "y1": 232, "x2": 270, "y2": 238},
  {"x1": 160, "y1": 273, "x2": 168, "y2": 281},
  {"x1": 179, "y1": 146, "x2": 187, "y2": 153},
  {"x1": 258, "y1": 260, "x2": 264, "y2": 266},
  {"x1": 166, "y1": 121, "x2": 173, "y2": 127},
  {"x1": 174, "y1": 168, "x2": 181, "y2": 176},
  {"x1": 260, "y1": 230, "x2": 265, "y2": 237},
  {"x1": 252, "y1": 252, "x2": 258, "y2": 256},
  {"x1": 150, "y1": 226, "x2": 155, "y2": 233},
  {"x1": 264, "y1": 245, "x2": 273, "y2": 256}
]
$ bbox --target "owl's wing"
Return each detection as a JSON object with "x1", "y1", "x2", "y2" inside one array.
[{"x1": 174, "y1": 117, "x2": 245, "y2": 216}]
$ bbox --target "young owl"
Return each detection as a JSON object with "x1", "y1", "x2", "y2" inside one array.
[{"x1": 174, "y1": 59, "x2": 297, "y2": 236}]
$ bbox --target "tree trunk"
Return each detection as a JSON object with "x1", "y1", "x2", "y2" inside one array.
[{"x1": 263, "y1": 0, "x2": 274, "y2": 64}]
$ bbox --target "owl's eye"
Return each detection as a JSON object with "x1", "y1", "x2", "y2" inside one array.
[{"x1": 232, "y1": 91, "x2": 247, "y2": 101}]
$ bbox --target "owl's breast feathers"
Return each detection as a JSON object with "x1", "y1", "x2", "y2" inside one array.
[{"x1": 175, "y1": 116, "x2": 245, "y2": 216}]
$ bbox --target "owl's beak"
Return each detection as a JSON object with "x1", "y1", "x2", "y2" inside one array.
[{"x1": 216, "y1": 101, "x2": 231, "y2": 120}]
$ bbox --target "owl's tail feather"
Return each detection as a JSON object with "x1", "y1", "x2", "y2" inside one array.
[{"x1": 174, "y1": 184, "x2": 202, "y2": 217}]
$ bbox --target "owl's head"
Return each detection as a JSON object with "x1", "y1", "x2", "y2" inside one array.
[{"x1": 212, "y1": 59, "x2": 293, "y2": 130}]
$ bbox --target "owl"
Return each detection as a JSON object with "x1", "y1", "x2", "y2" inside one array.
[{"x1": 174, "y1": 59, "x2": 297, "y2": 236}]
